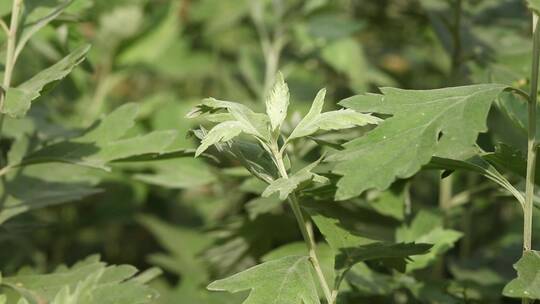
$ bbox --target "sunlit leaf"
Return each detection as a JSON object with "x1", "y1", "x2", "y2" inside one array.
[
  {"x1": 265, "y1": 72, "x2": 289, "y2": 132},
  {"x1": 208, "y1": 255, "x2": 321, "y2": 304},
  {"x1": 288, "y1": 88, "x2": 380, "y2": 140},
  {"x1": 329, "y1": 84, "x2": 507, "y2": 200}
]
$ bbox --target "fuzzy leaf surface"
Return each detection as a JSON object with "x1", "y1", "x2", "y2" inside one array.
[
  {"x1": 262, "y1": 158, "x2": 328, "y2": 199},
  {"x1": 329, "y1": 84, "x2": 507, "y2": 200},
  {"x1": 265, "y1": 73, "x2": 289, "y2": 132},
  {"x1": 1, "y1": 256, "x2": 158, "y2": 304},
  {"x1": 195, "y1": 121, "x2": 244, "y2": 156},
  {"x1": 288, "y1": 88, "x2": 380, "y2": 140},
  {"x1": 207, "y1": 255, "x2": 320, "y2": 304}
]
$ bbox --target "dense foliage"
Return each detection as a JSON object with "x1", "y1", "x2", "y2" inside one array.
[{"x1": 1, "y1": 0, "x2": 540, "y2": 303}]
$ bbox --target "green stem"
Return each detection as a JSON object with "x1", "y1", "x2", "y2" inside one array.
[
  {"x1": 523, "y1": 12, "x2": 540, "y2": 304},
  {"x1": 271, "y1": 143, "x2": 334, "y2": 304},
  {"x1": 0, "y1": 0, "x2": 23, "y2": 168},
  {"x1": 2, "y1": 0, "x2": 22, "y2": 92}
]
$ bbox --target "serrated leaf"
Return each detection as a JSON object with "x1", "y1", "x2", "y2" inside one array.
[
  {"x1": 288, "y1": 88, "x2": 380, "y2": 140},
  {"x1": 207, "y1": 255, "x2": 321, "y2": 304},
  {"x1": 196, "y1": 121, "x2": 244, "y2": 156},
  {"x1": 262, "y1": 158, "x2": 328, "y2": 199},
  {"x1": 503, "y1": 250, "x2": 540, "y2": 299},
  {"x1": 265, "y1": 72, "x2": 289, "y2": 132},
  {"x1": 329, "y1": 84, "x2": 507, "y2": 200},
  {"x1": 2, "y1": 45, "x2": 90, "y2": 118},
  {"x1": 189, "y1": 98, "x2": 270, "y2": 140},
  {"x1": 1, "y1": 256, "x2": 158, "y2": 304}
]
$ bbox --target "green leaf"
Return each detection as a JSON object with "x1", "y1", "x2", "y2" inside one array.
[
  {"x1": 1, "y1": 256, "x2": 158, "y2": 304},
  {"x1": 320, "y1": 38, "x2": 393, "y2": 92},
  {"x1": 310, "y1": 204, "x2": 430, "y2": 274},
  {"x1": 482, "y1": 144, "x2": 540, "y2": 185},
  {"x1": 20, "y1": 104, "x2": 183, "y2": 171},
  {"x1": 118, "y1": 0, "x2": 181, "y2": 65},
  {"x1": 15, "y1": 0, "x2": 72, "y2": 59},
  {"x1": 138, "y1": 215, "x2": 211, "y2": 283},
  {"x1": 134, "y1": 158, "x2": 216, "y2": 189},
  {"x1": 528, "y1": 0, "x2": 540, "y2": 13},
  {"x1": 329, "y1": 84, "x2": 507, "y2": 200},
  {"x1": 0, "y1": 163, "x2": 101, "y2": 224},
  {"x1": 189, "y1": 98, "x2": 270, "y2": 140},
  {"x1": 265, "y1": 72, "x2": 289, "y2": 132},
  {"x1": 396, "y1": 210, "x2": 462, "y2": 272},
  {"x1": 195, "y1": 121, "x2": 244, "y2": 157},
  {"x1": 503, "y1": 250, "x2": 540, "y2": 299},
  {"x1": 334, "y1": 242, "x2": 432, "y2": 271},
  {"x1": 246, "y1": 197, "x2": 283, "y2": 220},
  {"x1": 2, "y1": 45, "x2": 91, "y2": 118},
  {"x1": 207, "y1": 255, "x2": 321, "y2": 304},
  {"x1": 427, "y1": 155, "x2": 524, "y2": 204},
  {"x1": 262, "y1": 158, "x2": 328, "y2": 199},
  {"x1": 288, "y1": 88, "x2": 380, "y2": 140}
]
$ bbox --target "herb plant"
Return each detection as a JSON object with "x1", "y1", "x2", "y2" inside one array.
[{"x1": 2, "y1": 0, "x2": 540, "y2": 304}]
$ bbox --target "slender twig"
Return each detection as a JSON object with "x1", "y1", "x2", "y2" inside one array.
[
  {"x1": 522, "y1": 12, "x2": 540, "y2": 304},
  {"x1": 0, "y1": 0, "x2": 23, "y2": 166},
  {"x1": 2, "y1": 0, "x2": 23, "y2": 96},
  {"x1": 0, "y1": 20, "x2": 8, "y2": 35},
  {"x1": 270, "y1": 141, "x2": 334, "y2": 304}
]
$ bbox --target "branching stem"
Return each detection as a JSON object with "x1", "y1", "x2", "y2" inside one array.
[{"x1": 270, "y1": 142, "x2": 334, "y2": 304}]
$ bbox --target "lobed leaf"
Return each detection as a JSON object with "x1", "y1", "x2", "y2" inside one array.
[
  {"x1": 329, "y1": 84, "x2": 507, "y2": 200},
  {"x1": 503, "y1": 250, "x2": 540, "y2": 300},
  {"x1": 207, "y1": 255, "x2": 320, "y2": 304},
  {"x1": 1, "y1": 256, "x2": 158, "y2": 304}
]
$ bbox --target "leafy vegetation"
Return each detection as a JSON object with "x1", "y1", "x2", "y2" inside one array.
[{"x1": 2, "y1": 0, "x2": 540, "y2": 303}]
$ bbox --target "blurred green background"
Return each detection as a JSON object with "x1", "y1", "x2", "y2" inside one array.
[{"x1": 1, "y1": 0, "x2": 538, "y2": 303}]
